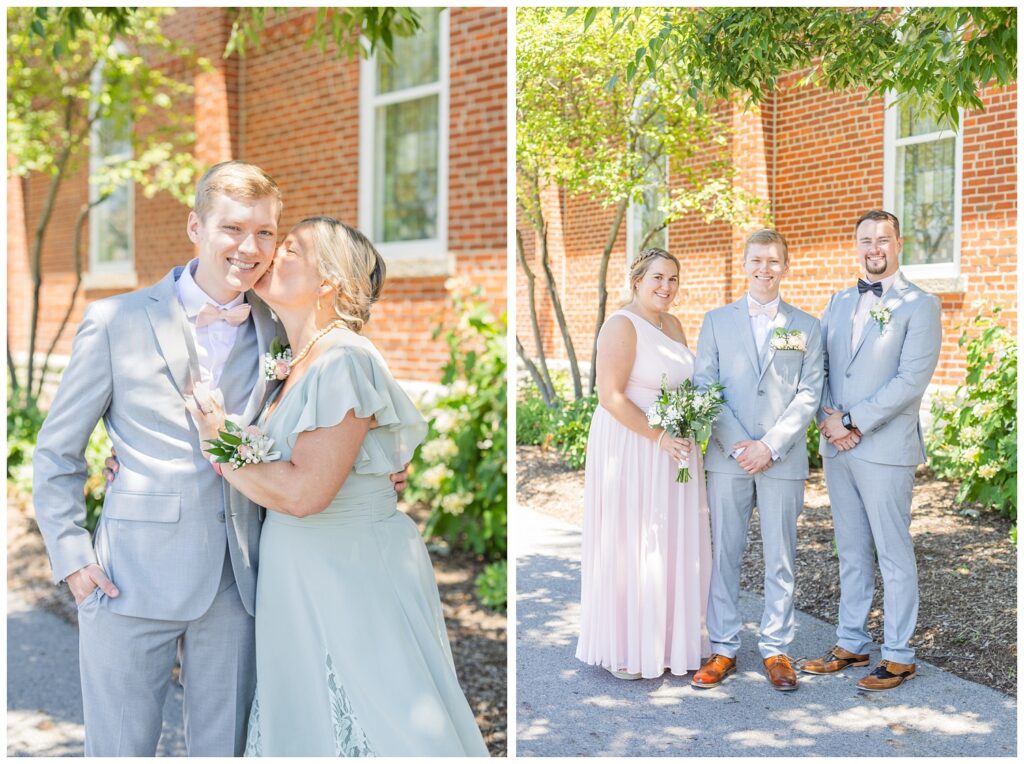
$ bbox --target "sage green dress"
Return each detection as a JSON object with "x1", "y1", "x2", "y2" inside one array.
[{"x1": 243, "y1": 333, "x2": 489, "y2": 757}]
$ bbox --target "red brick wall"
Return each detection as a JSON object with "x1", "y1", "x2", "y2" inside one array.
[
  {"x1": 517, "y1": 79, "x2": 1017, "y2": 389},
  {"x1": 10, "y1": 7, "x2": 507, "y2": 383}
]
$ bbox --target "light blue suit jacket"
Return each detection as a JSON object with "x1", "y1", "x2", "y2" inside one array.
[
  {"x1": 694, "y1": 297, "x2": 824, "y2": 480},
  {"x1": 33, "y1": 267, "x2": 283, "y2": 621},
  {"x1": 818, "y1": 271, "x2": 942, "y2": 466}
]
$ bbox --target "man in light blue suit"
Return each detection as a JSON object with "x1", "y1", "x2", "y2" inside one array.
[
  {"x1": 692, "y1": 230, "x2": 824, "y2": 692},
  {"x1": 32, "y1": 161, "x2": 406, "y2": 754},
  {"x1": 802, "y1": 210, "x2": 941, "y2": 691}
]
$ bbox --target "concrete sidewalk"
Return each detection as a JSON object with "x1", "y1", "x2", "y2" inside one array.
[
  {"x1": 7, "y1": 590, "x2": 185, "y2": 757},
  {"x1": 515, "y1": 506, "x2": 1017, "y2": 757}
]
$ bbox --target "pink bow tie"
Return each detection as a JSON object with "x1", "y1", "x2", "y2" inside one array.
[
  {"x1": 748, "y1": 303, "x2": 777, "y2": 319},
  {"x1": 196, "y1": 303, "x2": 251, "y2": 328}
]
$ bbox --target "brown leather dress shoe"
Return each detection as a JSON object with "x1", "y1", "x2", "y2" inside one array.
[
  {"x1": 799, "y1": 645, "x2": 870, "y2": 674},
  {"x1": 857, "y1": 660, "x2": 916, "y2": 691},
  {"x1": 763, "y1": 655, "x2": 798, "y2": 691},
  {"x1": 690, "y1": 654, "x2": 736, "y2": 688}
]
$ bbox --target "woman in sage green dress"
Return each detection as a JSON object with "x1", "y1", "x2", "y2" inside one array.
[{"x1": 188, "y1": 216, "x2": 489, "y2": 757}]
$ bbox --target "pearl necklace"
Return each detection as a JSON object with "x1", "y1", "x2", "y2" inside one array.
[{"x1": 288, "y1": 320, "x2": 345, "y2": 371}]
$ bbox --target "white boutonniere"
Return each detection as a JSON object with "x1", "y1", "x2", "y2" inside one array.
[
  {"x1": 869, "y1": 304, "x2": 892, "y2": 334},
  {"x1": 770, "y1": 327, "x2": 806, "y2": 351}
]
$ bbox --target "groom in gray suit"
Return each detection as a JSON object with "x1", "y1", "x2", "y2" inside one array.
[
  {"x1": 692, "y1": 230, "x2": 824, "y2": 691},
  {"x1": 34, "y1": 161, "x2": 406, "y2": 754},
  {"x1": 802, "y1": 210, "x2": 941, "y2": 691},
  {"x1": 33, "y1": 161, "x2": 284, "y2": 755}
]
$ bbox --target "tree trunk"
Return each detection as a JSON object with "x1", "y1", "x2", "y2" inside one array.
[
  {"x1": 587, "y1": 198, "x2": 629, "y2": 395},
  {"x1": 34, "y1": 195, "x2": 109, "y2": 401},
  {"x1": 515, "y1": 227, "x2": 556, "y2": 404},
  {"x1": 515, "y1": 337, "x2": 554, "y2": 407}
]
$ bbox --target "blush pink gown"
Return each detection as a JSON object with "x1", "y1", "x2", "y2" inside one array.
[{"x1": 575, "y1": 310, "x2": 712, "y2": 678}]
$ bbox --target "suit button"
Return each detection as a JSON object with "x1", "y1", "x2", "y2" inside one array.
[
  {"x1": 846, "y1": 372, "x2": 852, "y2": 377},
  {"x1": 757, "y1": 390, "x2": 765, "y2": 396},
  {"x1": 217, "y1": 512, "x2": 225, "y2": 522}
]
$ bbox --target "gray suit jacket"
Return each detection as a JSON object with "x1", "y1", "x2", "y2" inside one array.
[
  {"x1": 33, "y1": 267, "x2": 282, "y2": 621},
  {"x1": 694, "y1": 297, "x2": 824, "y2": 480},
  {"x1": 818, "y1": 271, "x2": 942, "y2": 466}
]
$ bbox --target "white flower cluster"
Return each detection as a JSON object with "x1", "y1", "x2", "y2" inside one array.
[
  {"x1": 770, "y1": 328, "x2": 807, "y2": 351},
  {"x1": 441, "y1": 491, "x2": 474, "y2": 516},
  {"x1": 421, "y1": 463, "x2": 454, "y2": 490},
  {"x1": 262, "y1": 347, "x2": 293, "y2": 381},
  {"x1": 869, "y1": 304, "x2": 893, "y2": 332},
  {"x1": 422, "y1": 438, "x2": 459, "y2": 463},
  {"x1": 229, "y1": 425, "x2": 282, "y2": 470}
]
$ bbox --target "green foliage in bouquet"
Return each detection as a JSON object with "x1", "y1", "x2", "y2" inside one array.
[
  {"x1": 409, "y1": 283, "x2": 507, "y2": 594},
  {"x1": 928, "y1": 305, "x2": 1017, "y2": 520}
]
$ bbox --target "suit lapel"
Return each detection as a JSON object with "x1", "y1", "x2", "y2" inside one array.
[
  {"x1": 145, "y1": 268, "x2": 194, "y2": 398},
  {"x1": 758, "y1": 301, "x2": 793, "y2": 383},
  {"x1": 237, "y1": 294, "x2": 283, "y2": 425},
  {"x1": 836, "y1": 288, "x2": 862, "y2": 372},
  {"x1": 849, "y1": 274, "x2": 911, "y2": 366},
  {"x1": 731, "y1": 298, "x2": 762, "y2": 375}
]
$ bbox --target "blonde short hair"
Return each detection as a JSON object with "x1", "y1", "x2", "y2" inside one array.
[
  {"x1": 194, "y1": 161, "x2": 282, "y2": 221},
  {"x1": 295, "y1": 216, "x2": 386, "y2": 333},
  {"x1": 744, "y1": 229, "x2": 789, "y2": 264},
  {"x1": 629, "y1": 247, "x2": 680, "y2": 293}
]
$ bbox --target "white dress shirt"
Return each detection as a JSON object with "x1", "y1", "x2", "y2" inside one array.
[
  {"x1": 747, "y1": 293, "x2": 781, "y2": 354},
  {"x1": 851, "y1": 271, "x2": 899, "y2": 350},
  {"x1": 177, "y1": 259, "x2": 247, "y2": 387},
  {"x1": 733, "y1": 292, "x2": 782, "y2": 464}
]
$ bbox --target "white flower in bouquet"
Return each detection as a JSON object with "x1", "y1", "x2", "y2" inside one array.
[{"x1": 646, "y1": 376, "x2": 727, "y2": 483}]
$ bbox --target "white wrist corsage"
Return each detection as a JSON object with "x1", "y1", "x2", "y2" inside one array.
[
  {"x1": 869, "y1": 304, "x2": 892, "y2": 334},
  {"x1": 204, "y1": 420, "x2": 281, "y2": 470},
  {"x1": 263, "y1": 337, "x2": 292, "y2": 381},
  {"x1": 770, "y1": 327, "x2": 807, "y2": 351}
]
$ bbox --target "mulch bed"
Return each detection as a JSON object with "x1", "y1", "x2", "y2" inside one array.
[
  {"x1": 517, "y1": 444, "x2": 1017, "y2": 697},
  {"x1": 7, "y1": 489, "x2": 507, "y2": 756}
]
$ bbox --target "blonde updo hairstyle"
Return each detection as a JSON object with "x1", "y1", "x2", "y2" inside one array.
[
  {"x1": 294, "y1": 216, "x2": 386, "y2": 333},
  {"x1": 629, "y1": 247, "x2": 680, "y2": 296}
]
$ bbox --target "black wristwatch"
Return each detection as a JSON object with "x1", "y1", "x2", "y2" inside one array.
[{"x1": 841, "y1": 412, "x2": 854, "y2": 431}]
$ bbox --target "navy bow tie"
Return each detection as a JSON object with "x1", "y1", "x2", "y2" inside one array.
[{"x1": 857, "y1": 279, "x2": 883, "y2": 297}]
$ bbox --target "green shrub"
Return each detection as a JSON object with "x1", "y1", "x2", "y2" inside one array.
[
  {"x1": 7, "y1": 395, "x2": 111, "y2": 533},
  {"x1": 475, "y1": 559, "x2": 507, "y2": 612},
  {"x1": 516, "y1": 392, "x2": 553, "y2": 446},
  {"x1": 806, "y1": 420, "x2": 823, "y2": 469},
  {"x1": 7, "y1": 399, "x2": 46, "y2": 489},
  {"x1": 928, "y1": 305, "x2": 1017, "y2": 520},
  {"x1": 551, "y1": 393, "x2": 598, "y2": 469},
  {"x1": 408, "y1": 282, "x2": 507, "y2": 562}
]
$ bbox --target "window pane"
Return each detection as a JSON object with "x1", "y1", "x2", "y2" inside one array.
[
  {"x1": 897, "y1": 100, "x2": 946, "y2": 138},
  {"x1": 93, "y1": 180, "x2": 133, "y2": 265},
  {"x1": 630, "y1": 184, "x2": 667, "y2": 262},
  {"x1": 896, "y1": 137, "x2": 955, "y2": 266},
  {"x1": 376, "y1": 9, "x2": 440, "y2": 94},
  {"x1": 374, "y1": 95, "x2": 439, "y2": 242}
]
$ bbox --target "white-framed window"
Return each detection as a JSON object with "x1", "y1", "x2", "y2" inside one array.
[
  {"x1": 883, "y1": 93, "x2": 962, "y2": 281},
  {"x1": 87, "y1": 43, "x2": 135, "y2": 285},
  {"x1": 359, "y1": 8, "x2": 449, "y2": 275}
]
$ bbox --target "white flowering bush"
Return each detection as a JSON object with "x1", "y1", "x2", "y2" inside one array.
[
  {"x1": 928, "y1": 305, "x2": 1016, "y2": 522},
  {"x1": 408, "y1": 282, "x2": 507, "y2": 608}
]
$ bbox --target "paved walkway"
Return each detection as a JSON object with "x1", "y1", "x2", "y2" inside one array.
[
  {"x1": 7, "y1": 590, "x2": 185, "y2": 756},
  {"x1": 516, "y1": 506, "x2": 1017, "y2": 757}
]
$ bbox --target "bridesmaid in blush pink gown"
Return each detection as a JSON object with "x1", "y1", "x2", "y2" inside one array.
[{"x1": 575, "y1": 248, "x2": 712, "y2": 680}]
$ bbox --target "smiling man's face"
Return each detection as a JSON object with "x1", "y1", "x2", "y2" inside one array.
[
  {"x1": 855, "y1": 218, "x2": 902, "y2": 281},
  {"x1": 744, "y1": 241, "x2": 788, "y2": 303},
  {"x1": 187, "y1": 192, "x2": 279, "y2": 304}
]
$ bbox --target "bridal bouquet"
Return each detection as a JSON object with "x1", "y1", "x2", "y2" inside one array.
[
  {"x1": 204, "y1": 420, "x2": 281, "y2": 470},
  {"x1": 646, "y1": 377, "x2": 726, "y2": 483}
]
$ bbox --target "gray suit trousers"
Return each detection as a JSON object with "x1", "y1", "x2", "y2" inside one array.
[
  {"x1": 824, "y1": 451, "x2": 917, "y2": 663},
  {"x1": 706, "y1": 472, "x2": 804, "y2": 659},
  {"x1": 78, "y1": 549, "x2": 255, "y2": 756}
]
